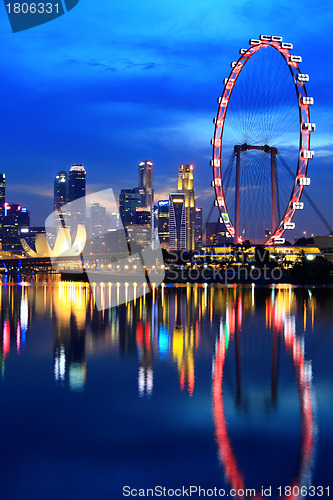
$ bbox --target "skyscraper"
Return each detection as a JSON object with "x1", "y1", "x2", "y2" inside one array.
[
  {"x1": 0, "y1": 174, "x2": 5, "y2": 218},
  {"x1": 194, "y1": 207, "x2": 202, "y2": 249},
  {"x1": 158, "y1": 200, "x2": 170, "y2": 249},
  {"x1": 177, "y1": 164, "x2": 195, "y2": 250},
  {"x1": 2, "y1": 203, "x2": 30, "y2": 250},
  {"x1": 69, "y1": 165, "x2": 86, "y2": 228},
  {"x1": 169, "y1": 193, "x2": 186, "y2": 251},
  {"x1": 138, "y1": 160, "x2": 153, "y2": 213},
  {"x1": 0, "y1": 174, "x2": 5, "y2": 243},
  {"x1": 54, "y1": 171, "x2": 68, "y2": 212},
  {"x1": 119, "y1": 188, "x2": 142, "y2": 227},
  {"x1": 69, "y1": 165, "x2": 86, "y2": 202}
]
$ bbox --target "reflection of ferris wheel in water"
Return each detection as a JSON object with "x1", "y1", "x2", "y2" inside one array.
[{"x1": 211, "y1": 35, "x2": 315, "y2": 244}]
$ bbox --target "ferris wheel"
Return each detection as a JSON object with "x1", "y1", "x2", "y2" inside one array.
[{"x1": 211, "y1": 35, "x2": 315, "y2": 244}]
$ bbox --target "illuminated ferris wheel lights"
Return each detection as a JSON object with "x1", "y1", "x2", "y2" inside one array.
[
  {"x1": 212, "y1": 36, "x2": 314, "y2": 244},
  {"x1": 302, "y1": 123, "x2": 316, "y2": 131}
]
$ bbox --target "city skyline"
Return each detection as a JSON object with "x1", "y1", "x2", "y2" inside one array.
[{"x1": 0, "y1": 1, "x2": 332, "y2": 237}]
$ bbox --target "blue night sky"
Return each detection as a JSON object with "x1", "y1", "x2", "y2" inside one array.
[{"x1": 0, "y1": 0, "x2": 332, "y2": 235}]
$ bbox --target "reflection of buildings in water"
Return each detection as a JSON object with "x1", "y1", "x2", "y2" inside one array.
[
  {"x1": 0, "y1": 285, "x2": 29, "y2": 375},
  {"x1": 53, "y1": 284, "x2": 88, "y2": 391},
  {"x1": 212, "y1": 287, "x2": 316, "y2": 498}
]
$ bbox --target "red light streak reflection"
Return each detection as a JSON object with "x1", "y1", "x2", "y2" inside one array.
[{"x1": 212, "y1": 319, "x2": 315, "y2": 499}]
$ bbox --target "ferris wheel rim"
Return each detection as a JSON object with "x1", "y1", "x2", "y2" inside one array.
[{"x1": 212, "y1": 36, "x2": 314, "y2": 245}]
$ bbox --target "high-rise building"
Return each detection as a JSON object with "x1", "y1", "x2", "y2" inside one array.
[
  {"x1": 89, "y1": 202, "x2": 107, "y2": 238},
  {"x1": 0, "y1": 174, "x2": 5, "y2": 244},
  {"x1": 0, "y1": 174, "x2": 5, "y2": 219},
  {"x1": 119, "y1": 188, "x2": 142, "y2": 227},
  {"x1": 2, "y1": 203, "x2": 30, "y2": 250},
  {"x1": 69, "y1": 165, "x2": 86, "y2": 228},
  {"x1": 177, "y1": 164, "x2": 195, "y2": 250},
  {"x1": 158, "y1": 200, "x2": 170, "y2": 249},
  {"x1": 138, "y1": 160, "x2": 153, "y2": 213},
  {"x1": 194, "y1": 207, "x2": 202, "y2": 249},
  {"x1": 54, "y1": 171, "x2": 68, "y2": 212},
  {"x1": 169, "y1": 193, "x2": 186, "y2": 251}
]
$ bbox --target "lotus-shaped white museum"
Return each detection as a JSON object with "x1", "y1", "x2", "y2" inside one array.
[{"x1": 21, "y1": 225, "x2": 86, "y2": 258}]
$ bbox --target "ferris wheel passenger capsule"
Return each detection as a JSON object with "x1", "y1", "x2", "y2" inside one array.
[
  {"x1": 240, "y1": 48, "x2": 247, "y2": 54},
  {"x1": 302, "y1": 96, "x2": 314, "y2": 105},
  {"x1": 260, "y1": 35, "x2": 271, "y2": 41},
  {"x1": 223, "y1": 78, "x2": 229, "y2": 85},
  {"x1": 300, "y1": 150, "x2": 314, "y2": 159},
  {"x1": 282, "y1": 42, "x2": 293, "y2": 49},
  {"x1": 231, "y1": 62, "x2": 237, "y2": 68},
  {"x1": 274, "y1": 238, "x2": 285, "y2": 244},
  {"x1": 249, "y1": 39, "x2": 260, "y2": 45},
  {"x1": 290, "y1": 55, "x2": 302, "y2": 63},
  {"x1": 298, "y1": 177, "x2": 311, "y2": 186},
  {"x1": 296, "y1": 73, "x2": 309, "y2": 82},
  {"x1": 284, "y1": 223, "x2": 295, "y2": 230},
  {"x1": 302, "y1": 123, "x2": 316, "y2": 131},
  {"x1": 271, "y1": 35, "x2": 283, "y2": 42},
  {"x1": 293, "y1": 202, "x2": 304, "y2": 210}
]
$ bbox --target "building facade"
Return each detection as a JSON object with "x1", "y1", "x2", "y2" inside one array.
[
  {"x1": 177, "y1": 164, "x2": 196, "y2": 250},
  {"x1": 54, "y1": 171, "x2": 69, "y2": 212},
  {"x1": 158, "y1": 200, "x2": 170, "y2": 249},
  {"x1": 169, "y1": 193, "x2": 186, "y2": 251},
  {"x1": 68, "y1": 164, "x2": 86, "y2": 229}
]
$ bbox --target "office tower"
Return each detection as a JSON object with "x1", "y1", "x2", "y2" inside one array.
[
  {"x1": 194, "y1": 207, "x2": 202, "y2": 249},
  {"x1": 0, "y1": 174, "x2": 5, "y2": 244},
  {"x1": 177, "y1": 164, "x2": 195, "y2": 250},
  {"x1": 54, "y1": 171, "x2": 68, "y2": 212},
  {"x1": 138, "y1": 160, "x2": 153, "y2": 213},
  {"x1": 119, "y1": 188, "x2": 142, "y2": 227},
  {"x1": 169, "y1": 193, "x2": 186, "y2": 250},
  {"x1": 158, "y1": 200, "x2": 170, "y2": 249},
  {"x1": 89, "y1": 202, "x2": 107, "y2": 238},
  {"x1": 135, "y1": 206, "x2": 151, "y2": 226},
  {"x1": 69, "y1": 164, "x2": 86, "y2": 228},
  {"x1": 0, "y1": 174, "x2": 5, "y2": 218},
  {"x1": 2, "y1": 203, "x2": 30, "y2": 250}
]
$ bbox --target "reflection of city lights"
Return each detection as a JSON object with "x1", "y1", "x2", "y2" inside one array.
[
  {"x1": 69, "y1": 363, "x2": 86, "y2": 392},
  {"x1": 158, "y1": 327, "x2": 169, "y2": 359},
  {"x1": 54, "y1": 346, "x2": 66, "y2": 382}
]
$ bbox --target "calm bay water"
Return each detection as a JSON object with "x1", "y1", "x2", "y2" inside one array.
[{"x1": 0, "y1": 280, "x2": 332, "y2": 499}]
